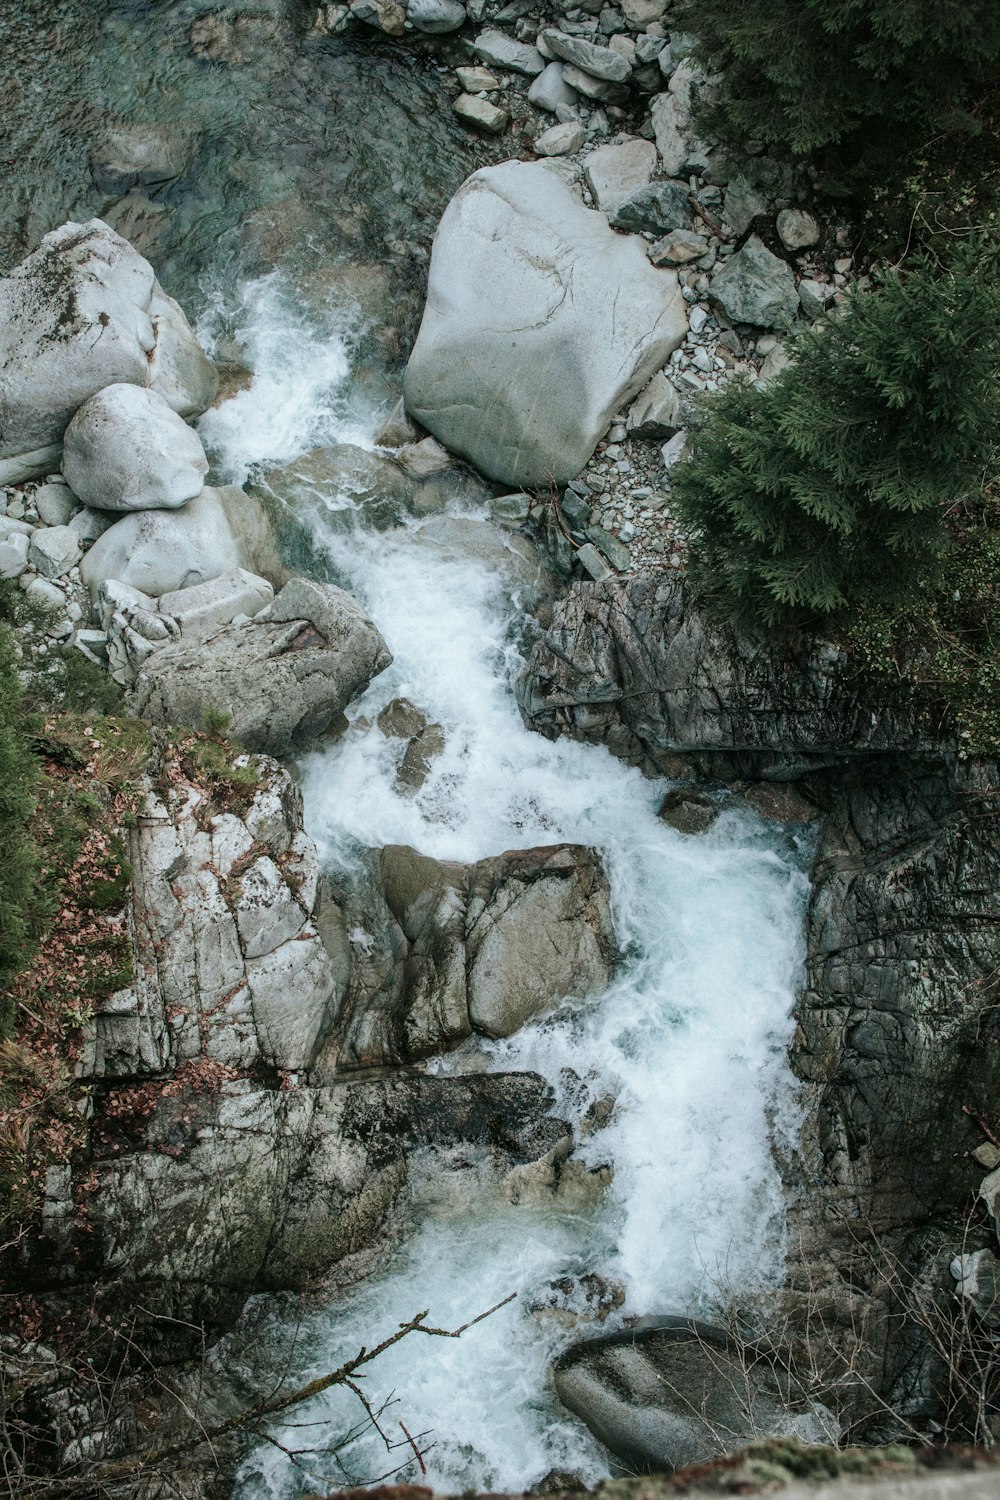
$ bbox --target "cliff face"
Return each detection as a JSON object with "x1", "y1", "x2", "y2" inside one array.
[{"x1": 520, "y1": 576, "x2": 1000, "y2": 1427}]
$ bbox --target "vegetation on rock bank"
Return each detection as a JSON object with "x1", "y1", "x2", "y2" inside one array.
[{"x1": 672, "y1": 241, "x2": 1000, "y2": 754}]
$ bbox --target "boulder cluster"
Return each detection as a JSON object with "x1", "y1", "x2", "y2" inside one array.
[{"x1": 313, "y1": 0, "x2": 859, "y2": 581}]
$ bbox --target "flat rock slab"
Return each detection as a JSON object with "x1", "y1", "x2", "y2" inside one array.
[{"x1": 403, "y1": 160, "x2": 687, "y2": 488}]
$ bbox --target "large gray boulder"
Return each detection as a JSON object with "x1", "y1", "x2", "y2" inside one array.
[
  {"x1": 80, "y1": 485, "x2": 257, "y2": 597},
  {"x1": 555, "y1": 1321, "x2": 839, "y2": 1472},
  {"x1": 62, "y1": 383, "x2": 208, "y2": 511},
  {"x1": 338, "y1": 841, "x2": 617, "y2": 1064},
  {"x1": 466, "y1": 844, "x2": 617, "y2": 1037},
  {"x1": 710, "y1": 234, "x2": 799, "y2": 329},
  {"x1": 0, "y1": 219, "x2": 217, "y2": 461},
  {"x1": 403, "y1": 161, "x2": 687, "y2": 488},
  {"x1": 127, "y1": 576, "x2": 392, "y2": 754}
]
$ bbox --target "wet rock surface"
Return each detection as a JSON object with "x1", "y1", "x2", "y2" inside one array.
[
  {"x1": 336, "y1": 840, "x2": 617, "y2": 1064},
  {"x1": 518, "y1": 576, "x2": 926, "y2": 780},
  {"x1": 555, "y1": 1319, "x2": 839, "y2": 1471}
]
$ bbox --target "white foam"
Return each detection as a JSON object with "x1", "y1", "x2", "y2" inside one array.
[
  {"x1": 195, "y1": 271, "x2": 372, "y2": 484},
  {"x1": 212, "y1": 286, "x2": 812, "y2": 1497}
]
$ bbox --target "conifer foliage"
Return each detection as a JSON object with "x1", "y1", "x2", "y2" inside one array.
[
  {"x1": 673, "y1": 0, "x2": 1000, "y2": 157},
  {"x1": 0, "y1": 621, "x2": 37, "y2": 1002},
  {"x1": 671, "y1": 243, "x2": 1000, "y2": 627}
]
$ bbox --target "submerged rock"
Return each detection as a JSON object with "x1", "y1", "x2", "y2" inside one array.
[
  {"x1": 403, "y1": 160, "x2": 687, "y2": 488},
  {"x1": 555, "y1": 1320, "x2": 839, "y2": 1471},
  {"x1": 128, "y1": 576, "x2": 391, "y2": 754}
]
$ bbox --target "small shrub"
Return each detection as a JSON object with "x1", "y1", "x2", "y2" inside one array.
[
  {"x1": 672, "y1": 240, "x2": 1000, "y2": 628},
  {"x1": 202, "y1": 705, "x2": 233, "y2": 736}
]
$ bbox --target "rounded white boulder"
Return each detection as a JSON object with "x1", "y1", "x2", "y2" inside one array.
[{"x1": 62, "y1": 384, "x2": 208, "y2": 512}]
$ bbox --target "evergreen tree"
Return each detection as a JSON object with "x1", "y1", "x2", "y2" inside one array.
[
  {"x1": 0, "y1": 621, "x2": 37, "y2": 1010},
  {"x1": 673, "y1": 0, "x2": 1000, "y2": 158},
  {"x1": 671, "y1": 242, "x2": 1000, "y2": 627}
]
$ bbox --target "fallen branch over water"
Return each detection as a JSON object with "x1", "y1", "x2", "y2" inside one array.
[{"x1": 16, "y1": 1293, "x2": 517, "y2": 1500}]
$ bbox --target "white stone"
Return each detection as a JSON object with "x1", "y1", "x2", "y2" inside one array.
[
  {"x1": 25, "y1": 576, "x2": 66, "y2": 611},
  {"x1": 62, "y1": 384, "x2": 208, "y2": 512},
  {"x1": 406, "y1": 0, "x2": 466, "y2": 32},
  {"x1": 28, "y1": 524, "x2": 82, "y2": 579},
  {"x1": 0, "y1": 531, "x2": 29, "y2": 578},
  {"x1": 582, "y1": 137, "x2": 657, "y2": 212},
  {"x1": 528, "y1": 61, "x2": 577, "y2": 113},
  {"x1": 158, "y1": 568, "x2": 274, "y2": 638},
  {"x1": 403, "y1": 161, "x2": 687, "y2": 488},
  {"x1": 535, "y1": 121, "x2": 587, "y2": 156},
  {"x1": 81, "y1": 485, "x2": 248, "y2": 598},
  {"x1": 34, "y1": 481, "x2": 78, "y2": 527},
  {"x1": 0, "y1": 219, "x2": 216, "y2": 460},
  {"x1": 455, "y1": 65, "x2": 497, "y2": 93},
  {"x1": 453, "y1": 93, "x2": 509, "y2": 134},
  {"x1": 472, "y1": 28, "x2": 544, "y2": 75}
]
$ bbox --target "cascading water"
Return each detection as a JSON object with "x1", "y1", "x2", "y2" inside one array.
[{"x1": 199, "y1": 285, "x2": 814, "y2": 1499}]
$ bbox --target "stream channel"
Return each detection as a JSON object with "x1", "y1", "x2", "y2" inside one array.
[{"x1": 4, "y1": 3, "x2": 814, "y2": 1493}]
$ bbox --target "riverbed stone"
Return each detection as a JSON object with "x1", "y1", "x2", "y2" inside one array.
[
  {"x1": 535, "y1": 121, "x2": 587, "y2": 156},
  {"x1": 406, "y1": 0, "x2": 466, "y2": 31},
  {"x1": 776, "y1": 207, "x2": 820, "y2": 251},
  {"x1": 62, "y1": 383, "x2": 208, "y2": 512},
  {"x1": 583, "y1": 138, "x2": 657, "y2": 212},
  {"x1": 127, "y1": 577, "x2": 392, "y2": 754},
  {"x1": 33, "y1": 481, "x2": 79, "y2": 527},
  {"x1": 0, "y1": 530, "x2": 29, "y2": 578},
  {"x1": 80, "y1": 486, "x2": 251, "y2": 598},
  {"x1": 453, "y1": 94, "x2": 509, "y2": 133},
  {"x1": 528, "y1": 62, "x2": 578, "y2": 113},
  {"x1": 650, "y1": 64, "x2": 710, "y2": 177},
  {"x1": 157, "y1": 568, "x2": 274, "y2": 639},
  {"x1": 626, "y1": 373, "x2": 681, "y2": 438},
  {"x1": 609, "y1": 180, "x2": 692, "y2": 235},
  {"x1": 710, "y1": 235, "x2": 799, "y2": 329},
  {"x1": 28, "y1": 525, "x2": 82, "y2": 579},
  {"x1": 455, "y1": 65, "x2": 498, "y2": 93},
  {"x1": 403, "y1": 160, "x2": 687, "y2": 488},
  {"x1": 540, "y1": 29, "x2": 632, "y2": 83},
  {"x1": 472, "y1": 29, "x2": 544, "y2": 75}
]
